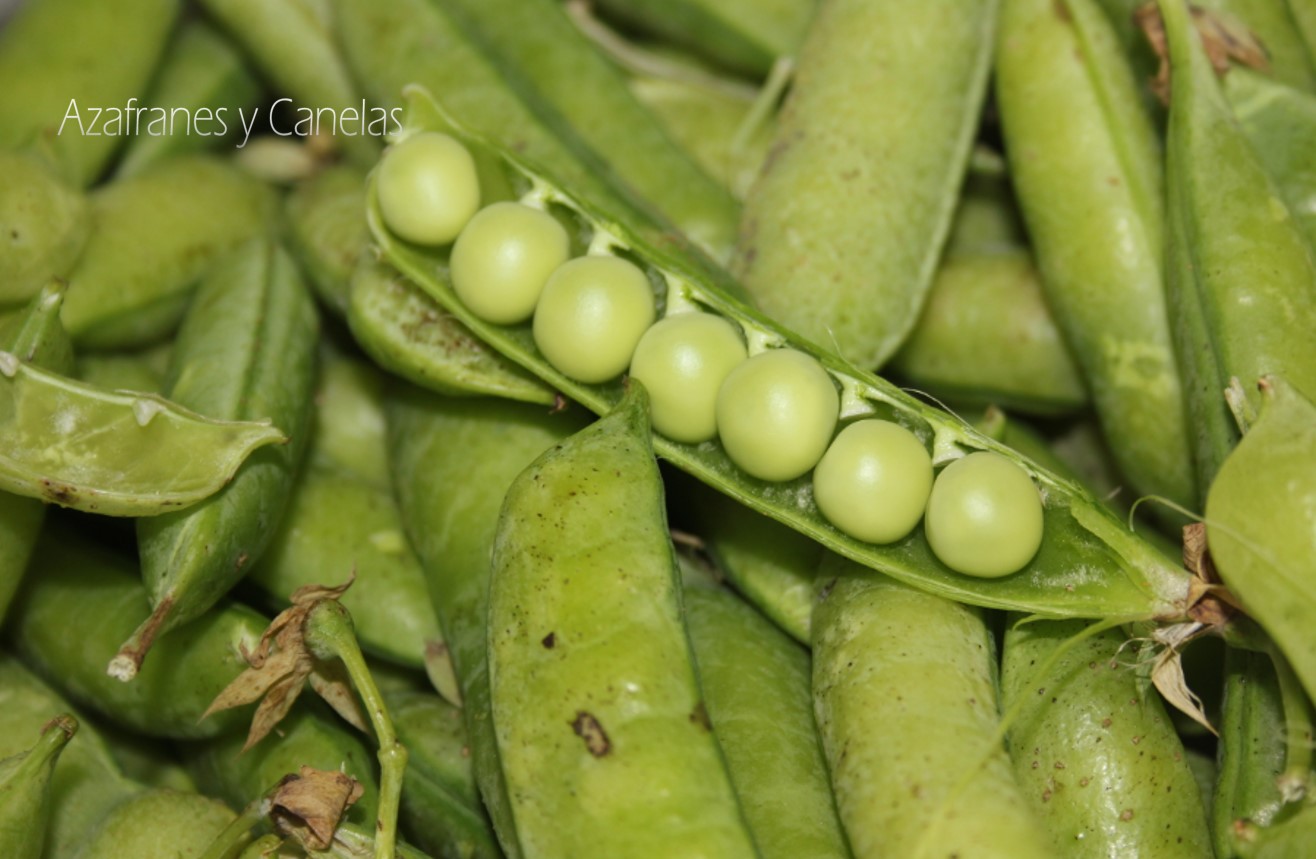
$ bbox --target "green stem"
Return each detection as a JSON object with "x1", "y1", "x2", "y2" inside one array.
[{"x1": 306, "y1": 601, "x2": 408, "y2": 859}]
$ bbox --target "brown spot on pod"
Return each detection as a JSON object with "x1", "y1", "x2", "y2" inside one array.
[{"x1": 571, "y1": 711, "x2": 610, "y2": 757}]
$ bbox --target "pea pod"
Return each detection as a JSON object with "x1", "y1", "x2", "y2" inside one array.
[
  {"x1": 942, "y1": 163, "x2": 1030, "y2": 257},
  {"x1": 0, "y1": 354, "x2": 288, "y2": 517},
  {"x1": 306, "y1": 349, "x2": 390, "y2": 489},
  {"x1": 249, "y1": 465, "x2": 441, "y2": 669},
  {"x1": 1212, "y1": 647, "x2": 1308, "y2": 855},
  {"x1": 385, "y1": 688, "x2": 501, "y2": 859},
  {"x1": 591, "y1": 0, "x2": 814, "y2": 77},
  {"x1": 61, "y1": 155, "x2": 279, "y2": 349},
  {"x1": 118, "y1": 239, "x2": 318, "y2": 680},
  {"x1": 347, "y1": 245, "x2": 556, "y2": 406},
  {"x1": 99, "y1": 721, "x2": 199, "y2": 794},
  {"x1": 8, "y1": 528, "x2": 267, "y2": 739},
  {"x1": 0, "y1": 714, "x2": 76, "y2": 859},
  {"x1": 115, "y1": 21, "x2": 263, "y2": 178},
  {"x1": 440, "y1": 0, "x2": 741, "y2": 260},
  {"x1": 284, "y1": 165, "x2": 370, "y2": 316},
  {"x1": 1207, "y1": 377, "x2": 1316, "y2": 709},
  {"x1": 683, "y1": 577, "x2": 850, "y2": 858},
  {"x1": 997, "y1": 0, "x2": 1197, "y2": 510},
  {"x1": 75, "y1": 788, "x2": 236, "y2": 859},
  {"x1": 1224, "y1": 68, "x2": 1316, "y2": 251},
  {"x1": 812, "y1": 556, "x2": 1052, "y2": 857},
  {"x1": 1000, "y1": 617, "x2": 1212, "y2": 856},
  {"x1": 733, "y1": 0, "x2": 996, "y2": 369},
  {"x1": 627, "y1": 71, "x2": 773, "y2": 201},
  {"x1": 1158, "y1": 0, "x2": 1316, "y2": 491},
  {"x1": 184, "y1": 701, "x2": 380, "y2": 832},
  {"x1": 0, "y1": 0, "x2": 179, "y2": 187},
  {"x1": 0, "y1": 655, "x2": 138, "y2": 859},
  {"x1": 197, "y1": 0, "x2": 380, "y2": 167},
  {"x1": 388, "y1": 387, "x2": 590, "y2": 858},
  {"x1": 487, "y1": 384, "x2": 758, "y2": 857},
  {"x1": 891, "y1": 251, "x2": 1088, "y2": 417},
  {"x1": 0, "y1": 150, "x2": 89, "y2": 306},
  {"x1": 370, "y1": 87, "x2": 1194, "y2": 624}
]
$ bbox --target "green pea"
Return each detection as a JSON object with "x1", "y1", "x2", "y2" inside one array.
[
  {"x1": 532, "y1": 254, "x2": 655, "y2": 383},
  {"x1": 924, "y1": 451, "x2": 1044, "y2": 578},
  {"x1": 451, "y1": 202, "x2": 570, "y2": 324},
  {"x1": 377, "y1": 132, "x2": 481, "y2": 246},
  {"x1": 628, "y1": 311, "x2": 746, "y2": 443},
  {"x1": 715, "y1": 348, "x2": 838, "y2": 482},
  {"x1": 813, "y1": 419, "x2": 932, "y2": 545}
]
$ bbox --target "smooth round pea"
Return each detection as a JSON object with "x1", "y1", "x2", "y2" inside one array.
[
  {"x1": 813, "y1": 420, "x2": 932, "y2": 543},
  {"x1": 715, "y1": 348, "x2": 838, "y2": 482},
  {"x1": 924, "y1": 451, "x2": 1043, "y2": 578},
  {"x1": 450, "y1": 202, "x2": 569, "y2": 324},
  {"x1": 532, "y1": 255, "x2": 655, "y2": 383},
  {"x1": 376, "y1": 132, "x2": 480, "y2": 246},
  {"x1": 629, "y1": 312, "x2": 747, "y2": 443}
]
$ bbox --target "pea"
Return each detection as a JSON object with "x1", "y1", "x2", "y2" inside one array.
[
  {"x1": 924, "y1": 451, "x2": 1044, "y2": 578},
  {"x1": 715, "y1": 348, "x2": 838, "y2": 482},
  {"x1": 377, "y1": 132, "x2": 480, "y2": 246},
  {"x1": 628, "y1": 311, "x2": 746, "y2": 443},
  {"x1": 813, "y1": 420, "x2": 932, "y2": 544},
  {"x1": 450, "y1": 202, "x2": 570, "y2": 324},
  {"x1": 532, "y1": 254, "x2": 655, "y2": 383}
]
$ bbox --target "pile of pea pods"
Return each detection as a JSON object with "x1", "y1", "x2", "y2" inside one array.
[{"x1": 3, "y1": 0, "x2": 1316, "y2": 856}]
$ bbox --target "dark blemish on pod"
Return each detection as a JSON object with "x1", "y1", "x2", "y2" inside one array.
[
  {"x1": 1120, "y1": 809, "x2": 1135, "y2": 822},
  {"x1": 571, "y1": 711, "x2": 610, "y2": 757},
  {"x1": 42, "y1": 480, "x2": 75, "y2": 505},
  {"x1": 689, "y1": 702, "x2": 711, "y2": 731},
  {"x1": 541, "y1": 632, "x2": 556, "y2": 649}
]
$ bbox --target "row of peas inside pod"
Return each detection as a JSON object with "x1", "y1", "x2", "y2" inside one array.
[{"x1": 375, "y1": 131, "x2": 1045, "y2": 579}]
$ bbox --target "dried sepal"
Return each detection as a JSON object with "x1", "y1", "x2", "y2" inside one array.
[
  {"x1": 201, "y1": 575, "x2": 366, "y2": 749},
  {"x1": 270, "y1": 766, "x2": 365, "y2": 851},
  {"x1": 1136, "y1": 1, "x2": 1270, "y2": 102}
]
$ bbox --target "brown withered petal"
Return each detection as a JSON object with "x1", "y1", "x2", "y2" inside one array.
[
  {"x1": 271, "y1": 766, "x2": 365, "y2": 851},
  {"x1": 1136, "y1": 1, "x2": 1270, "y2": 103}
]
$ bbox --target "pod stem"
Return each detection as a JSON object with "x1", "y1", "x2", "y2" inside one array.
[
  {"x1": 107, "y1": 596, "x2": 174, "y2": 682},
  {"x1": 10, "y1": 714, "x2": 77, "y2": 782},
  {"x1": 305, "y1": 601, "x2": 407, "y2": 859}
]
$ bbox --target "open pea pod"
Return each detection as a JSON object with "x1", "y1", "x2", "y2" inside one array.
[
  {"x1": 366, "y1": 86, "x2": 1192, "y2": 623},
  {"x1": 0, "y1": 353, "x2": 286, "y2": 516}
]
